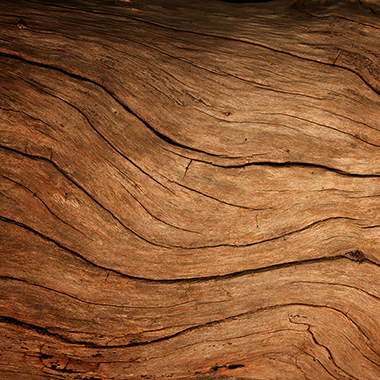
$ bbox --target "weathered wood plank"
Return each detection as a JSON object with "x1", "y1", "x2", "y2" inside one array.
[{"x1": 1, "y1": 0, "x2": 380, "y2": 379}]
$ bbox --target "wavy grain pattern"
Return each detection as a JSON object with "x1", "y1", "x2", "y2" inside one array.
[{"x1": 1, "y1": 0, "x2": 380, "y2": 378}]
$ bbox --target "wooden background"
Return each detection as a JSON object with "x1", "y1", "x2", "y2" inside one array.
[{"x1": 1, "y1": 0, "x2": 380, "y2": 378}]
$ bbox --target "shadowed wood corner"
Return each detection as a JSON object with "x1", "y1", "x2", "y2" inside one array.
[{"x1": 1, "y1": 0, "x2": 380, "y2": 379}]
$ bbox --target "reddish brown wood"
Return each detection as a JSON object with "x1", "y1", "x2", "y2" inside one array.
[{"x1": 1, "y1": 0, "x2": 380, "y2": 379}]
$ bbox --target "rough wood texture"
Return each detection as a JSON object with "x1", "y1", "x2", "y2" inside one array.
[{"x1": 1, "y1": 0, "x2": 380, "y2": 378}]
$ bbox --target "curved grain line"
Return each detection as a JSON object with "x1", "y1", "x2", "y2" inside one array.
[
  {"x1": 0, "y1": 303, "x2": 375, "y2": 355},
  {"x1": 1, "y1": 174, "x2": 87, "y2": 237},
  {"x1": 129, "y1": 16, "x2": 380, "y2": 96},
  {"x1": 2, "y1": 215, "x2": 378, "y2": 284},
  {"x1": 2, "y1": 52, "x2": 380, "y2": 180},
  {"x1": 291, "y1": 4, "x2": 380, "y2": 31},
  {"x1": 0, "y1": 276, "x2": 192, "y2": 310},
  {"x1": 291, "y1": 280, "x2": 380, "y2": 302},
  {"x1": 0, "y1": 146, "x2": 175, "y2": 249}
]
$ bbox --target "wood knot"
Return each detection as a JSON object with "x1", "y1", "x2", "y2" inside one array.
[
  {"x1": 16, "y1": 18, "x2": 28, "y2": 29},
  {"x1": 345, "y1": 250, "x2": 365, "y2": 263}
]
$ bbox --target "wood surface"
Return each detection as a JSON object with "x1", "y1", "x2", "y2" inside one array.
[{"x1": 1, "y1": 0, "x2": 380, "y2": 378}]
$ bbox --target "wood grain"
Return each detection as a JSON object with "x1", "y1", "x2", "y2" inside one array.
[{"x1": 1, "y1": 0, "x2": 380, "y2": 378}]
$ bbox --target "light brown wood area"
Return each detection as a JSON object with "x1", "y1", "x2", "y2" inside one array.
[{"x1": 1, "y1": 0, "x2": 380, "y2": 378}]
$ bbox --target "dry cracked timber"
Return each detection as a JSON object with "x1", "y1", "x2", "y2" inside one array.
[{"x1": 1, "y1": 0, "x2": 380, "y2": 378}]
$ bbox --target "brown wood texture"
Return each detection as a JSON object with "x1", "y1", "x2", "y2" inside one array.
[{"x1": 1, "y1": 0, "x2": 380, "y2": 379}]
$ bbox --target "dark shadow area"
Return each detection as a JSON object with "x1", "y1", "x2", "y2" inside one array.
[{"x1": 219, "y1": 0, "x2": 274, "y2": 3}]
